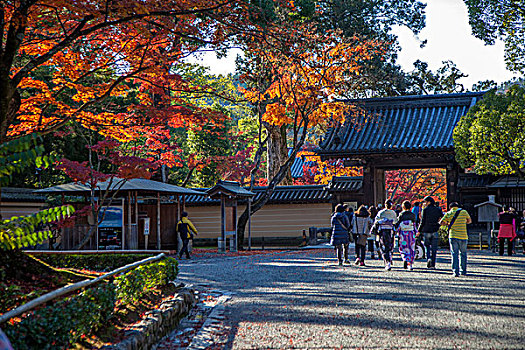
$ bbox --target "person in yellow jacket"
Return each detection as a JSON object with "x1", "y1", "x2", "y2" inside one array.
[{"x1": 177, "y1": 212, "x2": 198, "y2": 259}]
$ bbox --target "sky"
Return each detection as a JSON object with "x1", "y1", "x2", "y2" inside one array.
[{"x1": 187, "y1": 0, "x2": 519, "y2": 89}]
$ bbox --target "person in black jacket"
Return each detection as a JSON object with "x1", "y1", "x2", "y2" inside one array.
[{"x1": 418, "y1": 196, "x2": 443, "y2": 269}]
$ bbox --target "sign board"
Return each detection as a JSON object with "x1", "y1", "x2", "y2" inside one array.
[
  {"x1": 98, "y1": 204, "x2": 124, "y2": 250},
  {"x1": 143, "y1": 217, "x2": 150, "y2": 235}
]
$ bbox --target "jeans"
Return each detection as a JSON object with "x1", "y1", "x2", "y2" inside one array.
[
  {"x1": 424, "y1": 232, "x2": 439, "y2": 267},
  {"x1": 367, "y1": 240, "x2": 378, "y2": 258},
  {"x1": 335, "y1": 244, "x2": 349, "y2": 262},
  {"x1": 449, "y1": 238, "x2": 467, "y2": 275},
  {"x1": 356, "y1": 244, "x2": 366, "y2": 261},
  {"x1": 179, "y1": 239, "x2": 191, "y2": 259}
]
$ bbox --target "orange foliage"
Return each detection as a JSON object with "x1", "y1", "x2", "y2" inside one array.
[
  {"x1": 386, "y1": 169, "x2": 447, "y2": 206},
  {"x1": 0, "y1": 0, "x2": 252, "y2": 164},
  {"x1": 295, "y1": 150, "x2": 361, "y2": 185},
  {"x1": 242, "y1": 24, "x2": 383, "y2": 132}
]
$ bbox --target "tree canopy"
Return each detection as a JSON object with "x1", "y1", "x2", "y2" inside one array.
[
  {"x1": 464, "y1": 0, "x2": 525, "y2": 73},
  {"x1": 454, "y1": 85, "x2": 525, "y2": 178}
]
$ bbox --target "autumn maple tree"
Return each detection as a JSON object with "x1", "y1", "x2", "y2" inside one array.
[
  {"x1": 57, "y1": 138, "x2": 154, "y2": 248},
  {"x1": 0, "y1": 0, "x2": 255, "y2": 162},
  {"x1": 386, "y1": 168, "x2": 447, "y2": 207},
  {"x1": 233, "y1": 12, "x2": 382, "y2": 246}
]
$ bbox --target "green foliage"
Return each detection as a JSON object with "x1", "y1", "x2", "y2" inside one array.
[
  {"x1": 314, "y1": 0, "x2": 427, "y2": 96},
  {"x1": 0, "y1": 133, "x2": 55, "y2": 187},
  {"x1": 0, "y1": 205, "x2": 74, "y2": 250},
  {"x1": 407, "y1": 60, "x2": 468, "y2": 95},
  {"x1": 4, "y1": 283, "x2": 116, "y2": 350},
  {"x1": 454, "y1": 85, "x2": 525, "y2": 178},
  {"x1": 37, "y1": 253, "x2": 157, "y2": 272},
  {"x1": 464, "y1": 0, "x2": 525, "y2": 73},
  {"x1": 114, "y1": 257, "x2": 178, "y2": 304}
]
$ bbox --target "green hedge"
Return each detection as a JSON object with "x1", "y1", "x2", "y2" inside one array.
[
  {"x1": 4, "y1": 257, "x2": 179, "y2": 349},
  {"x1": 4, "y1": 283, "x2": 116, "y2": 350},
  {"x1": 115, "y1": 257, "x2": 178, "y2": 304},
  {"x1": 36, "y1": 253, "x2": 156, "y2": 271}
]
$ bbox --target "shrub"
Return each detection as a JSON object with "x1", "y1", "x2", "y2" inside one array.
[
  {"x1": 115, "y1": 257, "x2": 178, "y2": 304},
  {"x1": 4, "y1": 283, "x2": 116, "y2": 350},
  {"x1": 36, "y1": 253, "x2": 156, "y2": 272}
]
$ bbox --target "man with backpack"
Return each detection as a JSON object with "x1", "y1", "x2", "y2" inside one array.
[
  {"x1": 440, "y1": 202, "x2": 472, "y2": 277},
  {"x1": 177, "y1": 211, "x2": 198, "y2": 259}
]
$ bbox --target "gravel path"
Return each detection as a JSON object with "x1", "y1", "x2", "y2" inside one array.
[{"x1": 176, "y1": 249, "x2": 525, "y2": 349}]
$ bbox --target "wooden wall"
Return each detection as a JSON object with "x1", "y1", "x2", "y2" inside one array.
[
  {"x1": 0, "y1": 202, "x2": 44, "y2": 219},
  {"x1": 186, "y1": 202, "x2": 332, "y2": 240}
]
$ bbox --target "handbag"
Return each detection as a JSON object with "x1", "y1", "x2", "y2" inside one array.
[{"x1": 355, "y1": 217, "x2": 369, "y2": 246}]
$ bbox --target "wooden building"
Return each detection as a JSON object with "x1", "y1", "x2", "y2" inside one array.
[{"x1": 36, "y1": 178, "x2": 205, "y2": 250}]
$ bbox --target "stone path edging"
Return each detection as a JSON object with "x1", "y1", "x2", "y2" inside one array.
[
  {"x1": 186, "y1": 292, "x2": 232, "y2": 349},
  {"x1": 101, "y1": 287, "x2": 196, "y2": 350}
]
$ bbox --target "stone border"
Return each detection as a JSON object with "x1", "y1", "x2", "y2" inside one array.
[{"x1": 102, "y1": 287, "x2": 196, "y2": 350}]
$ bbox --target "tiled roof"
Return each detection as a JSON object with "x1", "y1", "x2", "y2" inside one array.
[
  {"x1": 1, "y1": 187, "x2": 47, "y2": 202},
  {"x1": 325, "y1": 176, "x2": 363, "y2": 192},
  {"x1": 206, "y1": 180, "x2": 255, "y2": 198},
  {"x1": 318, "y1": 92, "x2": 485, "y2": 156},
  {"x1": 35, "y1": 178, "x2": 206, "y2": 196},
  {"x1": 457, "y1": 174, "x2": 494, "y2": 189},
  {"x1": 185, "y1": 185, "x2": 331, "y2": 206},
  {"x1": 488, "y1": 176, "x2": 525, "y2": 188}
]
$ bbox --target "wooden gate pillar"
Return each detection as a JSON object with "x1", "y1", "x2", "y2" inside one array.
[
  {"x1": 374, "y1": 168, "x2": 386, "y2": 206},
  {"x1": 446, "y1": 161, "x2": 460, "y2": 207},
  {"x1": 363, "y1": 164, "x2": 374, "y2": 205}
]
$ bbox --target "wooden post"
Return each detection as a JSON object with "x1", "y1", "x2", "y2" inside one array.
[
  {"x1": 127, "y1": 192, "x2": 132, "y2": 250},
  {"x1": 220, "y1": 196, "x2": 226, "y2": 253},
  {"x1": 157, "y1": 192, "x2": 161, "y2": 250},
  {"x1": 362, "y1": 164, "x2": 374, "y2": 205},
  {"x1": 374, "y1": 168, "x2": 386, "y2": 206},
  {"x1": 446, "y1": 161, "x2": 460, "y2": 207},
  {"x1": 248, "y1": 198, "x2": 252, "y2": 251}
]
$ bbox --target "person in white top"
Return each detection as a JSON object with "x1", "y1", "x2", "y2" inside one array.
[
  {"x1": 352, "y1": 205, "x2": 374, "y2": 266},
  {"x1": 374, "y1": 199, "x2": 397, "y2": 270}
]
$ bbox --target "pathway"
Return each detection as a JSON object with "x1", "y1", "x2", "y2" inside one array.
[{"x1": 173, "y1": 249, "x2": 525, "y2": 349}]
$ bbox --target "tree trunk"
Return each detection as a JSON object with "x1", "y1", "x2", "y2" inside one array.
[
  {"x1": 266, "y1": 124, "x2": 292, "y2": 185},
  {"x1": 237, "y1": 122, "x2": 308, "y2": 249}
]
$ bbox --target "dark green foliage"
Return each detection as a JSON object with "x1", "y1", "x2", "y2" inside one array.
[
  {"x1": 36, "y1": 253, "x2": 157, "y2": 272},
  {"x1": 454, "y1": 85, "x2": 525, "y2": 178},
  {"x1": 464, "y1": 0, "x2": 525, "y2": 73},
  {"x1": 115, "y1": 257, "x2": 179, "y2": 304},
  {"x1": 0, "y1": 133, "x2": 53, "y2": 187},
  {"x1": 3, "y1": 256, "x2": 178, "y2": 349},
  {"x1": 4, "y1": 283, "x2": 116, "y2": 350}
]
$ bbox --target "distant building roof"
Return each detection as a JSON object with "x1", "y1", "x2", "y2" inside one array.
[
  {"x1": 325, "y1": 176, "x2": 363, "y2": 192},
  {"x1": 35, "y1": 178, "x2": 206, "y2": 196},
  {"x1": 488, "y1": 176, "x2": 525, "y2": 188},
  {"x1": 206, "y1": 180, "x2": 255, "y2": 199},
  {"x1": 457, "y1": 174, "x2": 494, "y2": 189},
  {"x1": 1, "y1": 187, "x2": 46, "y2": 202},
  {"x1": 186, "y1": 184, "x2": 331, "y2": 206},
  {"x1": 318, "y1": 92, "x2": 485, "y2": 157}
]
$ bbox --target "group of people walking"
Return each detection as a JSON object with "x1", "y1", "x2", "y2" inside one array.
[{"x1": 330, "y1": 196, "x2": 474, "y2": 277}]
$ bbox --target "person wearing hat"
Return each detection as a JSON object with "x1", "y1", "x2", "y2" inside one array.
[{"x1": 418, "y1": 196, "x2": 443, "y2": 269}]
